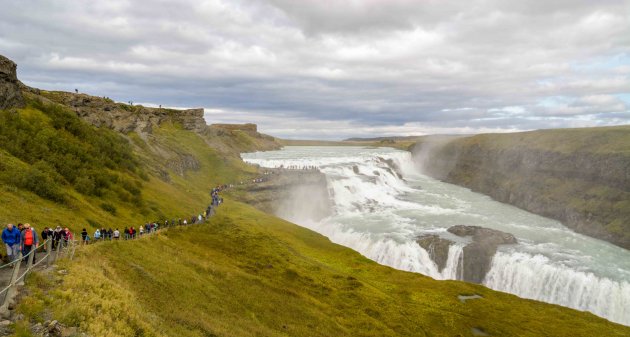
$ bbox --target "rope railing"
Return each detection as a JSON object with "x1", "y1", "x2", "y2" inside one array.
[
  {"x1": 0, "y1": 238, "x2": 76, "y2": 313},
  {"x1": 0, "y1": 191, "x2": 225, "y2": 315}
]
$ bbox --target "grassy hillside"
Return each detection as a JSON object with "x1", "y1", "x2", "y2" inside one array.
[
  {"x1": 0, "y1": 97, "x2": 260, "y2": 233},
  {"x1": 413, "y1": 126, "x2": 630, "y2": 249},
  {"x1": 17, "y1": 201, "x2": 630, "y2": 337},
  {"x1": 1, "y1": 94, "x2": 629, "y2": 336}
]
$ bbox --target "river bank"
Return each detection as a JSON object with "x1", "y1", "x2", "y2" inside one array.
[{"x1": 410, "y1": 127, "x2": 630, "y2": 250}]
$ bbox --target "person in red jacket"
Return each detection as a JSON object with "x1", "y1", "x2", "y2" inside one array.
[{"x1": 21, "y1": 223, "x2": 38, "y2": 263}]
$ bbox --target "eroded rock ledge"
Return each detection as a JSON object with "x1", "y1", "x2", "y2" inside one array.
[
  {"x1": 0, "y1": 55, "x2": 25, "y2": 110},
  {"x1": 417, "y1": 225, "x2": 517, "y2": 283},
  {"x1": 416, "y1": 235, "x2": 453, "y2": 272}
]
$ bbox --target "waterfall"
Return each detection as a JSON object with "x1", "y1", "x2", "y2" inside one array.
[
  {"x1": 484, "y1": 251, "x2": 630, "y2": 325},
  {"x1": 242, "y1": 146, "x2": 630, "y2": 326}
]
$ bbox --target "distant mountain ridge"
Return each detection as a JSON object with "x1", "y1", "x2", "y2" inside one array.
[
  {"x1": 344, "y1": 134, "x2": 470, "y2": 142},
  {"x1": 344, "y1": 135, "x2": 423, "y2": 142}
]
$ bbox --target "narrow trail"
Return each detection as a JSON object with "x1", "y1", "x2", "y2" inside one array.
[{"x1": 0, "y1": 185, "x2": 235, "y2": 335}]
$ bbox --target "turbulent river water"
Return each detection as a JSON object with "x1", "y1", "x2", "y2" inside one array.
[{"x1": 241, "y1": 146, "x2": 630, "y2": 326}]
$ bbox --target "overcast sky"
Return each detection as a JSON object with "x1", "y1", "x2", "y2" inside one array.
[{"x1": 2, "y1": 0, "x2": 629, "y2": 139}]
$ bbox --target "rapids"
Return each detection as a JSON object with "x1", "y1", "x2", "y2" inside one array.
[{"x1": 241, "y1": 146, "x2": 630, "y2": 326}]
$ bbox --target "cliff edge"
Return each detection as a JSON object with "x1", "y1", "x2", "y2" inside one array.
[
  {"x1": 0, "y1": 55, "x2": 25, "y2": 110},
  {"x1": 412, "y1": 127, "x2": 630, "y2": 250},
  {"x1": 36, "y1": 90, "x2": 207, "y2": 134}
]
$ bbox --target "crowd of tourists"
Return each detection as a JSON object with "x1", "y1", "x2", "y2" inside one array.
[
  {"x1": 276, "y1": 165, "x2": 318, "y2": 171},
  {"x1": 1, "y1": 185, "x2": 226, "y2": 264}
]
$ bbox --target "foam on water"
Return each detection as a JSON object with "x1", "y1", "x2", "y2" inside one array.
[
  {"x1": 485, "y1": 251, "x2": 630, "y2": 324},
  {"x1": 242, "y1": 146, "x2": 630, "y2": 325}
]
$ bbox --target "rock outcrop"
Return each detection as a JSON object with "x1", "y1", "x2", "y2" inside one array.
[
  {"x1": 376, "y1": 157, "x2": 404, "y2": 179},
  {"x1": 211, "y1": 123, "x2": 257, "y2": 133},
  {"x1": 416, "y1": 226, "x2": 517, "y2": 283},
  {"x1": 448, "y1": 225, "x2": 517, "y2": 283},
  {"x1": 416, "y1": 235, "x2": 453, "y2": 272},
  {"x1": 412, "y1": 128, "x2": 630, "y2": 250},
  {"x1": 0, "y1": 55, "x2": 25, "y2": 110},
  {"x1": 240, "y1": 169, "x2": 332, "y2": 222},
  {"x1": 49, "y1": 92, "x2": 207, "y2": 134}
]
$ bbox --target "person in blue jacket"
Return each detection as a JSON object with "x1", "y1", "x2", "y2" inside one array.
[{"x1": 2, "y1": 223, "x2": 21, "y2": 262}]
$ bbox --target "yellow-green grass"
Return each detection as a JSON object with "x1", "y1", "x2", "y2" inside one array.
[
  {"x1": 0, "y1": 110, "x2": 258, "y2": 233},
  {"x1": 455, "y1": 125, "x2": 630, "y2": 154},
  {"x1": 4, "y1": 101, "x2": 629, "y2": 336},
  {"x1": 18, "y1": 201, "x2": 630, "y2": 337}
]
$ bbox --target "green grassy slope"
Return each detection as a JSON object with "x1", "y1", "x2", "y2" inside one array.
[
  {"x1": 20, "y1": 201, "x2": 630, "y2": 337},
  {"x1": 0, "y1": 98, "x2": 259, "y2": 234},
  {"x1": 414, "y1": 126, "x2": 630, "y2": 249},
  {"x1": 2, "y1": 97, "x2": 629, "y2": 336}
]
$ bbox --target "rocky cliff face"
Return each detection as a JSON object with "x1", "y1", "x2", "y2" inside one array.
[
  {"x1": 416, "y1": 235, "x2": 453, "y2": 272},
  {"x1": 38, "y1": 91, "x2": 207, "y2": 134},
  {"x1": 0, "y1": 55, "x2": 25, "y2": 110},
  {"x1": 211, "y1": 123, "x2": 257, "y2": 133},
  {"x1": 0, "y1": 54, "x2": 281, "y2": 185},
  {"x1": 412, "y1": 128, "x2": 630, "y2": 250},
  {"x1": 237, "y1": 170, "x2": 332, "y2": 221},
  {"x1": 448, "y1": 225, "x2": 517, "y2": 283},
  {"x1": 1, "y1": 54, "x2": 206, "y2": 134},
  {"x1": 416, "y1": 226, "x2": 516, "y2": 283}
]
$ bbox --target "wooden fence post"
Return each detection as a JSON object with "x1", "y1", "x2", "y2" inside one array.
[
  {"x1": 18, "y1": 249, "x2": 35, "y2": 286},
  {"x1": 56, "y1": 241, "x2": 62, "y2": 261},
  {"x1": 2, "y1": 253, "x2": 22, "y2": 307},
  {"x1": 46, "y1": 239, "x2": 53, "y2": 268}
]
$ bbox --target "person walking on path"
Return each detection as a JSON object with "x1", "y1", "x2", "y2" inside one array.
[
  {"x1": 40, "y1": 227, "x2": 52, "y2": 252},
  {"x1": 81, "y1": 228, "x2": 89, "y2": 245},
  {"x1": 52, "y1": 226, "x2": 62, "y2": 250},
  {"x1": 113, "y1": 228, "x2": 120, "y2": 240},
  {"x1": 2, "y1": 224, "x2": 21, "y2": 262},
  {"x1": 21, "y1": 223, "x2": 38, "y2": 263},
  {"x1": 62, "y1": 228, "x2": 70, "y2": 247}
]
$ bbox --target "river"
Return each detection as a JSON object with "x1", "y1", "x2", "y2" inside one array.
[{"x1": 241, "y1": 146, "x2": 630, "y2": 326}]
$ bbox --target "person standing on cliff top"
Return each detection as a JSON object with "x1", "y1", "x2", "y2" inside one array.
[{"x1": 2, "y1": 224, "x2": 21, "y2": 262}]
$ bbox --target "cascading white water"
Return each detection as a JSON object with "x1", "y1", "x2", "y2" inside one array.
[
  {"x1": 242, "y1": 146, "x2": 630, "y2": 326},
  {"x1": 485, "y1": 251, "x2": 630, "y2": 325}
]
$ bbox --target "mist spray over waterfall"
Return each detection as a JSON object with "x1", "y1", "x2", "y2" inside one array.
[{"x1": 242, "y1": 146, "x2": 630, "y2": 326}]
